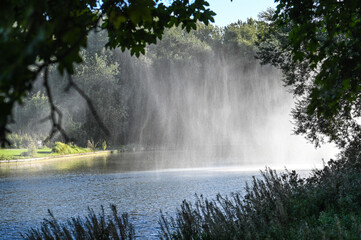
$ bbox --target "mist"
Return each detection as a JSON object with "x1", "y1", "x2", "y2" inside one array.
[
  {"x1": 10, "y1": 23, "x2": 337, "y2": 169},
  {"x1": 125, "y1": 47, "x2": 336, "y2": 169}
]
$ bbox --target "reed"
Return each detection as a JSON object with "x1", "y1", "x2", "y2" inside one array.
[
  {"x1": 22, "y1": 205, "x2": 134, "y2": 240},
  {"x1": 160, "y1": 148, "x2": 361, "y2": 239}
]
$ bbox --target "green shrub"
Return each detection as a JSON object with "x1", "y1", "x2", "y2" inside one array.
[
  {"x1": 22, "y1": 205, "x2": 134, "y2": 240},
  {"x1": 19, "y1": 142, "x2": 38, "y2": 157},
  {"x1": 7, "y1": 133, "x2": 35, "y2": 148},
  {"x1": 160, "y1": 147, "x2": 361, "y2": 240},
  {"x1": 0, "y1": 154, "x2": 13, "y2": 160},
  {"x1": 102, "y1": 140, "x2": 107, "y2": 150},
  {"x1": 27, "y1": 142, "x2": 37, "y2": 157},
  {"x1": 52, "y1": 142, "x2": 89, "y2": 155},
  {"x1": 52, "y1": 142, "x2": 71, "y2": 154}
]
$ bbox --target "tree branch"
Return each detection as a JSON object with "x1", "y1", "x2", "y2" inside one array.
[
  {"x1": 66, "y1": 73, "x2": 110, "y2": 137},
  {"x1": 43, "y1": 66, "x2": 70, "y2": 143},
  {"x1": 0, "y1": 123, "x2": 11, "y2": 148}
]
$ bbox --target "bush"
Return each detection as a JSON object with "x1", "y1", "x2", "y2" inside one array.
[
  {"x1": 27, "y1": 142, "x2": 37, "y2": 157},
  {"x1": 52, "y1": 142, "x2": 89, "y2": 155},
  {"x1": 52, "y1": 142, "x2": 72, "y2": 154},
  {"x1": 7, "y1": 133, "x2": 36, "y2": 148},
  {"x1": 0, "y1": 154, "x2": 13, "y2": 160},
  {"x1": 102, "y1": 140, "x2": 107, "y2": 150},
  {"x1": 22, "y1": 205, "x2": 134, "y2": 240},
  {"x1": 160, "y1": 148, "x2": 361, "y2": 240}
]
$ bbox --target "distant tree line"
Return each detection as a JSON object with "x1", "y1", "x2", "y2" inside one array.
[{"x1": 10, "y1": 19, "x2": 271, "y2": 148}]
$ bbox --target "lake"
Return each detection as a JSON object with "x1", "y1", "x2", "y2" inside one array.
[{"x1": 0, "y1": 151, "x2": 307, "y2": 239}]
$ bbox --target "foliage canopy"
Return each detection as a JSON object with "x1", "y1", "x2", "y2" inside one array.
[
  {"x1": 0, "y1": 0, "x2": 215, "y2": 145},
  {"x1": 257, "y1": 1, "x2": 361, "y2": 148},
  {"x1": 9, "y1": 17, "x2": 268, "y2": 148}
]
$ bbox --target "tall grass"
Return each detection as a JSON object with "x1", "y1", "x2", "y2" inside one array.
[
  {"x1": 160, "y1": 149, "x2": 361, "y2": 239},
  {"x1": 22, "y1": 205, "x2": 134, "y2": 240}
]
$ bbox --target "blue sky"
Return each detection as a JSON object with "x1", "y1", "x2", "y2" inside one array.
[{"x1": 207, "y1": 0, "x2": 277, "y2": 27}]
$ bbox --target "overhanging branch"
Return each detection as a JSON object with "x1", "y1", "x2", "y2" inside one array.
[
  {"x1": 43, "y1": 66, "x2": 70, "y2": 143},
  {"x1": 66, "y1": 73, "x2": 110, "y2": 137}
]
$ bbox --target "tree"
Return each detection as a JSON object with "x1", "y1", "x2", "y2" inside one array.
[
  {"x1": 12, "y1": 91, "x2": 50, "y2": 137},
  {"x1": 72, "y1": 49, "x2": 129, "y2": 145},
  {"x1": 223, "y1": 19, "x2": 259, "y2": 57},
  {"x1": 0, "y1": 0, "x2": 215, "y2": 145},
  {"x1": 8, "y1": 15, "x2": 276, "y2": 148},
  {"x1": 257, "y1": 1, "x2": 361, "y2": 148}
]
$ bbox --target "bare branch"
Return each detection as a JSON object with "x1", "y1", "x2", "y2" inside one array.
[
  {"x1": 43, "y1": 66, "x2": 71, "y2": 143},
  {"x1": 0, "y1": 124, "x2": 11, "y2": 148},
  {"x1": 39, "y1": 115, "x2": 52, "y2": 124},
  {"x1": 66, "y1": 73, "x2": 110, "y2": 136}
]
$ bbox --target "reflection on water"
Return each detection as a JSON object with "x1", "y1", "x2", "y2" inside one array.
[
  {"x1": 0, "y1": 150, "x2": 260, "y2": 178},
  {"x1": 0, "y1": 152, "x2": 309, "y2": 239}
]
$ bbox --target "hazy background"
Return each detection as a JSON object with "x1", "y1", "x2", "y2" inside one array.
[{"x1": 10, "y1": 19, "x2": 337, "y2": 169}]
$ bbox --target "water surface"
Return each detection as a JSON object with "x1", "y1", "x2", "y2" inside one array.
[{"x1": 0, "y1": 152, "x2": 301, "y2": 239}]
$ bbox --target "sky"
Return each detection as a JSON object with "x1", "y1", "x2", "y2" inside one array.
[{"x1": 207, "y1": 0, "x2": 277, "y2": 27}]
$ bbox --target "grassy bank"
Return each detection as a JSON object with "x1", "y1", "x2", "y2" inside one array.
[
  {"x1": 0, "y1": 143, "x2": 92, "y2": 161},
  {"x1": 0, "y1": 148, "x2": 56, "y2": 160}
]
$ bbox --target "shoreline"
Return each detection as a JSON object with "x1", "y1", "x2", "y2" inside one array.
[{"x1": 0, "y1": 150, "x2": 119, "y2": 164}]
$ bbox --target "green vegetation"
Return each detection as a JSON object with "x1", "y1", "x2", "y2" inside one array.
[
  {"x1": 22, "y1": 205, "x2": 134, "y2": 240},
  {"x1": 102, "y1": 140, "x2": 107, "y2": 151},
  {"x1": 11, "y1": 93, "x2": 50, "y2": 140},
  {"x1": 7, "y1": 133, "x2": 39, "y2": 149},
  {"x1": 160, "y1": 149, "x2": 361, "y2": 239},
  {"x1": 257, "y1": 0, "x2": 361, "y2": 148},
  {"x1": 0, "y1": 142, "x2": 92, "y2": 160},
  {"x1": 22, "y1": 142, "x2": 38, "y2": 158},
  {"x1": 0, "y1": 148, "x2": 54, "y2": 160},
  {"x1": 0, "y1": 149, "x2": 27, "y2": 160},
  {"x1": 23, "y1": 148, "x2": 361, "y2": 239},
  {"x1": 52, "y1": 142, "x2": 90, "y2": 155},
  {"x1": 0, "y1": 0, "x2": 215, "y2": 145},
  {"x1": 6, "y1": 0, "x2": 361, "y2": 238},
  {"x1": 9, "y1": 18, "x2": 267, "y2": 147}
]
